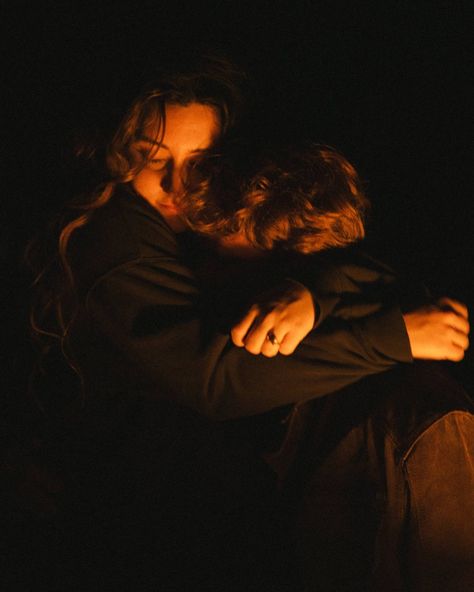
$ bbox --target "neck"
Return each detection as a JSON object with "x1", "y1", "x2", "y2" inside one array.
[{"x1": 217, "y1": 233, "x2": 264, "y2": 259}]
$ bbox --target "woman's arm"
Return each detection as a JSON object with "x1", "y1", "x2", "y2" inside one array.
[
  {"x1": 74, "y1": 254, "x2": 411, "y2": 421},
  {"x1": 231, "y1": 256, "x2": 469, "y2": 361}
]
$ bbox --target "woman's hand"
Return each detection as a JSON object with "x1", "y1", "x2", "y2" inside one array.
[
  {"x1": 403, "y1": 297, "x2": 470, "y2": 361},
  {"x1": 231, "y1": 280, "x2": 316, "y2": 357}
]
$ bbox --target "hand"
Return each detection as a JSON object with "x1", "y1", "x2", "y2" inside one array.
[
  {"x1": 403, "y1": 297, "x2": 470, "y2": 361},
  {"x1": 231, "y1": 280, "x2": 316, "y2": 357}
]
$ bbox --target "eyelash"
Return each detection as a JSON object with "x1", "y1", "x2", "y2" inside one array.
[
  {"x1": 147, "y1": 158, "x2": 199, "y2": 172},
  {"x1": 149, "y1": 158, "x2": 168, "y2": 171}
]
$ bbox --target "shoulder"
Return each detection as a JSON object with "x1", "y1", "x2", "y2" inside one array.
[
  {"x1": 314, "y1": 247, "x2": 398, "y2": 289},
  {"x1": 69, "y1": 184, "x2": 180, "y2": 291},
  {"x1": 280, "y1": 245, "x2": 399, "y2": 294}
]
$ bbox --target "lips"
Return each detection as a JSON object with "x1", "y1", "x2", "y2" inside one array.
[{"x1": 159, "y1": 202, "x2": 181, "y2": 214}]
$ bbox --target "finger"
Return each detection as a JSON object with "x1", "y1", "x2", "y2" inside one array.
[
  {"x1": 444, "y1": 343, "x2": 465, "y2": 362},
  {"x1": 448, "y1": 328, "x2": 470, "y2": 351},
  {"x1": 441, "y1": 311, "x2": 470, "y2": 335},
  {"x1": 243, "y1": 315, "x2": 277, "y2": 355},
  {"x1": 231, "y1": 307, "x2": 260, "y2": 347},
  {"x1": 438, "y1": 297, "x2": 469, "y2": 319},
  {"x1": 260, "y1": 331, "x2": 285, "y2": 358},
  {"x1": 278, "y1": 328, "x2": 305, "y2": 356}
]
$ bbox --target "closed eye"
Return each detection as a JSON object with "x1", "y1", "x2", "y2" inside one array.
[{"x1": 148, "y1": 158, "x2": 168, "y2": 171}]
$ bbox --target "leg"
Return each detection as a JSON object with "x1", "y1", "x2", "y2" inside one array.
[
  {"x1": 394, "y1": 411, "x2": 474, "y2": 591},
  {"x1": 281, "y1": 363, "x2": 474, "y2": 591}
]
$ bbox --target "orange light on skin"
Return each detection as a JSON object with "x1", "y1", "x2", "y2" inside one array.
[
  {"x1": 216, "y1": 233, "x2": 265, "y2": 259},
  {"x1": 132, "y1": 102, "x2": 220, "y2": 233}
]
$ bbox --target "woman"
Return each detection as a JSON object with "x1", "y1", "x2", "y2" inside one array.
[{"x1": 27, "y1": 59, "x2": 471, "y2": 590}]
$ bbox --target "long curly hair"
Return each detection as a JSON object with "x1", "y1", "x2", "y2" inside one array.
[{"x1": 26, "y1": 56, "x2": 244, "y2": 382}]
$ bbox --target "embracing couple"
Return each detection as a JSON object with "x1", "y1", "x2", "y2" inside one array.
[{"x1": 29, "y1": 55, "x2": 473, "y2": 591}]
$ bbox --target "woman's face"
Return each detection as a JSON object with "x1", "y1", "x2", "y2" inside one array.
[{"x1": 132, "y1": 102, "x2": 220, "y2": 231}]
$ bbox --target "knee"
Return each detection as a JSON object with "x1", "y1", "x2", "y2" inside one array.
[{"x1": 370, "y1": 362, "x2": 473, "y2": 456}]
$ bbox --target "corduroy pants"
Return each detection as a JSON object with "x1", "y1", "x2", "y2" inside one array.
[{"x1": 275, "y1": 363, "x2": 474, "y2": 591}]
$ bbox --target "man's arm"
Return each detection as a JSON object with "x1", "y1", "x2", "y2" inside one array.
[
  {"x1": 227, "y1": 248, "x2": 468, "y2": 363},
  {"x1": 229, "y1": 248, "x2": 412, "y2": 358}
]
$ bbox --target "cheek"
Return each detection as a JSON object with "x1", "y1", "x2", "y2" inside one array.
[{"x1": 133, "y1": 169, "x2": 163, "y2": 199}]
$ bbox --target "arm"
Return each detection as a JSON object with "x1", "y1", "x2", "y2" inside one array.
[
  {"x1": 76, "y1": 250, "x2": 411, "y2": 421},
  {"x1": 230, "y1": 251, "x2": 469, "y2": 362},
  {"x1": 230, "y1": 248, "x2": 407, "y2": 356}
]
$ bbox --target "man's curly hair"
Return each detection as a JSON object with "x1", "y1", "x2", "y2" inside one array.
[{"x1": 182, "y1": 143, "x2": 370, "y2": 254}]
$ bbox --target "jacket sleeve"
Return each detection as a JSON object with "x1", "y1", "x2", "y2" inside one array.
[
  {"x1": 292, "y1": 250, "x2": 417, "y2": 365},
  {"x1": 82, "y1": 253, "x2": 412, "y2": 420}
]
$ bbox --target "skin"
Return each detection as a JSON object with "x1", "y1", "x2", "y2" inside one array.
[
  {"x1": 231, "y1": 279, "x2": 316, "y2": 357},
  {"x1": 403, "y1": 297, "x2": 469, "y2": 361},
  {"x1": 233, "y1": 293, "x2": 469, "y2": 360},
  {"x1": 129, "y1": 102, "x2": 470, "y2": 361},
  {"x1": 219, "y1": 235, "x2": 470, "y2": 360},
  {"x1": 132, "y1": 102, "x2": 220, "y2": 232}
]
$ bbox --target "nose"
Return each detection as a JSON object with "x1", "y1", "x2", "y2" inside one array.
[{"x1": 160, "y1": 164, "x2": 183, "y2": 197}]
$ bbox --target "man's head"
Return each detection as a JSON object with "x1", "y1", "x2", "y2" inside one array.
[
  {"x1": 184, "y1": 143, "x2": 370, "y2": 254},
  {"x1": 234, "y1": 144, "x2": 369, "y2": 253}
]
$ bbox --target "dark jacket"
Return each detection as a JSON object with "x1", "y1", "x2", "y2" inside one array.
[
  {"x1": 66, "y1": 184, "x2": 412, "y2": 421},
  {"x1": 22, "y1": 184, "x2": 422, "y2": 589}
]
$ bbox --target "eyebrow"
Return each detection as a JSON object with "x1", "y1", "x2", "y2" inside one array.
[
  {"x1": 139, "y1": 135, "x2": 167, "y2": 147},
  {"x1": 138, "y1": 136, "x2": 208, "y2": 154}
]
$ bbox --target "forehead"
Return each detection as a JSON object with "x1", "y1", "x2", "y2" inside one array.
[{"x1": 142, "y1": 102, "x2": 220, "y2": 152}]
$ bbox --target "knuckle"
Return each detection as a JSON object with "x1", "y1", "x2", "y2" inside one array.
[
  {"x1": 230, "y1": 328, "x2": 241, "y2": 340},
  {"x1": 230, "y1": 324, "x2": 242, "y2": 337},
  {"x1": 265, "y1": 311, "x2": 278, "y2": 324},
  {"x1": 244, "y1": 342, "x2": 260, "y2": 355},
  {"x1": 446, "y1": 312, "x2": 457, "y2": 323},
  {"x1": 447, "y1": 327, "x2": 457, "y2": 339},
  {"x1": 447, "y1": 346, "x2": 464, "y2": 361},
  {"x1": 440, "y1": 326, "x2": 451, "y2": 338},
  {"x1": 439, "y1": 297, "x2": 453, "y2": 309},
  {"x1": 245, "y1": 349, "x2": 259, "y2": 356},
  {"x1": 438, "y1": 311, "x2": 449, "y2": 323}
]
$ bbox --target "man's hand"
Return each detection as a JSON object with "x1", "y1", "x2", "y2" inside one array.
[
  {"x1": 403, "y1": 297, "x2": 470, "y2": 361},
  {"x1": 231, "y1": 280, "x2": 316, "y2": 357}
]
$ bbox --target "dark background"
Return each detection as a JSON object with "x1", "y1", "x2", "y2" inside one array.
[{"x1": 3, "y1": 1, "x2": 473, "y2": 401}]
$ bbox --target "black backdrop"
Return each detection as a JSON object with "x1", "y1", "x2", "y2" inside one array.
[{"x1": 3, "y1": 1, "x2": 473, "y2": 400}]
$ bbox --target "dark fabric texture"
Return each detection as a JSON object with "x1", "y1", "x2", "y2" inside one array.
[
  {"x1": 280, "y1": 362, "x2": 474, "y2": 591},
  {"x1": 5, "y1": 364, "x2": 473, "y2": 591},
  {"x1": 66, "y1": 184, "x2": 412, "y2": 420},
  {"x1": 12, "y1": 185, "x2": 473, "y2": 590}
]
